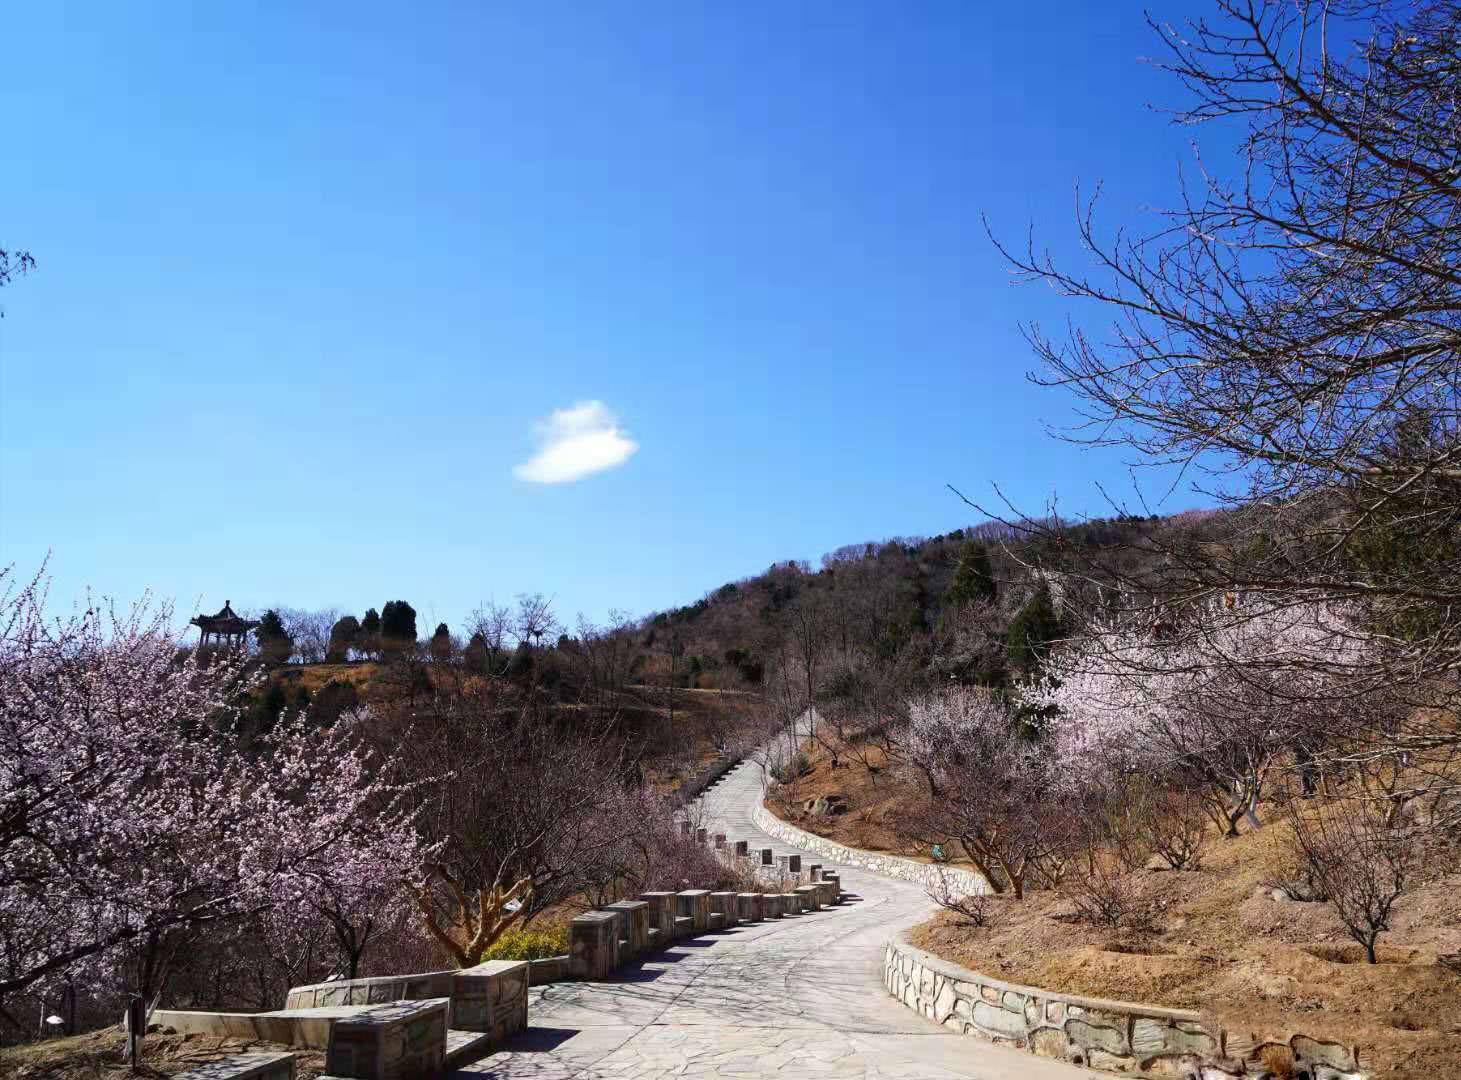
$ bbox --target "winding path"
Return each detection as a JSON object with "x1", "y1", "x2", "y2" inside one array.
[{"x1": 456, "y1": 760, "x2": 1096, "y2": 1079}]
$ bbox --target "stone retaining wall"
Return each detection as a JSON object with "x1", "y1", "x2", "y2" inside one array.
[
  {"x1": 751, "y1": 801, "x2": 988, "y2": 897},
  {"x1": 884, "y1": 938, "x2": 1368, "y2": 1080}
]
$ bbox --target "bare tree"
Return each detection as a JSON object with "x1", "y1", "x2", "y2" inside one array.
[
  {"x1": 984, "y1": 0, "x2": 1460, "y2": 819},
  {"x1": 1286, "y1": 795, "x2": 1421, "y2": 963},
  {"x1": 277, "y1": 607, "x2": 341, "y2": 665}
]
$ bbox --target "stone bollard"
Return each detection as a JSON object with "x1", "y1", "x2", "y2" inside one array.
[
  {"x1": 708, "y1": 892, "x2": 739, "y2": 928},
  {"x1": 327, "y1": 999, "x2": 447, "y2": 1080},
  {"x1": 451, "y1": 960, "x2": 529, "y2": 1042},
  {"x1": 737, "y1": 892, "x2": 764, "y2": 922},
  {"x1": 639, "y1": 892, "x2": 677, "y2": 942},
  {"x1": 570, "y1": 912, "x2": 621, "y2": 979},
  {"x1": 821, "y1": 873, "x2": 841, "y2": 902},
  {"x1": 759, "y1": 848, "x2": 774, "y2": 866},
  {"x1": 808, "y1": 864, "x2": 822, "y2": 881},
  {"x1": 814, "y1": 880, "x2": 837, "y2": 907},
  {"x1": 775, "y1": 854, "x2": 801, "y2": 877},
  {"x1": 733, "y1": 840, "x2": 749, "y2": 857},
  {"x1": 605, "y1": 900, "x2": 649, "y2": 958},
  {"x1": 675, "y1": 889, "x2": 712, "y2": 932},
  {"x1": 794, "y1": 885, "x2": 822, "y2": 911},
  {"x1": 713, "y1": 833, "x2": 727, "y2": 849}
]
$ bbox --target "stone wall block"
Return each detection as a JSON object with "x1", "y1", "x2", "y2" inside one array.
[
  {"x1": 1290, "y1": 1035, "x2": 1359, "y2": 1071},
  {"x1": 971, "y1": 1000, "x2": 1027, "y2": 1039},
  {"x1": 1065, "y1": 1017, "x2": 1129, "y2": 1057}
]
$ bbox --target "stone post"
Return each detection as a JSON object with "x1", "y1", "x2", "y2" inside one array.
[
  {"x1": 737, "y1": 892, "x2": 764, "y2": 922},
  {"x1": 639, "y1": 892, "x2": 677, "y2": 942},
  {"x1": 713, "y1": 833, "x2": 727, "y2": 849},
  {"x1": 326, "y1": 999, "x2": 447, "y2": 1080},
  {"x1": 675, "y1": 889, "x2": 711, "y2": 932},
  {"x1": 708, "y1": 892, "x2": 739, "y2": 928},
  {"x1": 808, "y1": 864, "x2": 822, "y2": 881},
  {"x1": 451, "y1": 960, "x2": 529, "y2": 1042},
  {"x1": 733, "y1": 840, "x2": 749, "y2": 857},
  {"x1": 822, "y1": 872, "x2": 841, "y2": 901},
  {"x1": 605, "y1": 900, "x2": 649, "y2": 958},
  {"x1": 695, "y1": 828, "x2": 708, "y2": 846},
  {"x1": 570, "y1": 911, "x2": 620, "y2": 979},
  {"x1": 775, "y1": 854, "x2": 801, "y2": 877},
  {"x1": 759, "y1": 848, "x2": 774, "y2": 866}
]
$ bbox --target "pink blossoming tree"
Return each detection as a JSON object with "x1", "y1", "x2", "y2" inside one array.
[{"x1": 0, "y1": 570, "x2": 428, "y2": 1017}]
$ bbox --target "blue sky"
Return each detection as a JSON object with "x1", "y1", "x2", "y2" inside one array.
[{"x1": 1, "y1": 1, "x2": 1224, "y2": 634}]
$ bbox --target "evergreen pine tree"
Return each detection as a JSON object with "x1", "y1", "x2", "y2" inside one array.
[
  {"x1": 946, "y1": 540, "x2": 996, "y2": 608},
  {"x1": 1006, "y1": 582, "x2": 1063, "y2": 675},
  {"x1": 359, "y1": 608, "x2": 382, "y2": 660},
  {"x1": 256, "y1": 609, "x2": 293, "y2": 665}
]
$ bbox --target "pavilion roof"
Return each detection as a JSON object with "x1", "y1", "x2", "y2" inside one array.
[{"x1": 190, "y1": 600, "x2": 260, "y2": 631}]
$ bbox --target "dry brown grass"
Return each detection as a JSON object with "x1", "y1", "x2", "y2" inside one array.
[{"x1": 0, "y1": 1029, "x2": 326, "y2": 1080}]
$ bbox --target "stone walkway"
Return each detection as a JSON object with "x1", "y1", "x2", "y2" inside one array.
[{"x1": 455, "y1": 760, "x2": 1097, "y2": 1079}]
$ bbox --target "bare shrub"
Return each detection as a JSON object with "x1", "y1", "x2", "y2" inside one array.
[
  {"x1": 927, "y1": 870, "x2": 1003, "y2": 931},
  {"x1": 1261, "y1": 858, "x2": 1330, "y2": 903},
  {"x1": 1062, "y1": 858, "x2": 1158, "y2": 932},
  {"x1": 1138, "y1": 786, "x2": 1209, "y2": 871},
  {"x1": 1286, "y1": 797, "x2": 1421, "y2": 963}
]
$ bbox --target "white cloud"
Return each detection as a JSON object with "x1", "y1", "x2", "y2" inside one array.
[{"x1": 512, "y1": 400, "x2": 639, "y2": 484}]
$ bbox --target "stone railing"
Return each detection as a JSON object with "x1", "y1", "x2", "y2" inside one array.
[
  {"x1": 884, "y1": 937, "x2": 1368, "y2": 1080},
  {"x1": 751, "y1": 802, "x2": 988, "y2": 897},
  {"x1": 155, "y1": 815, "x2": 845, "y2": 1080}
]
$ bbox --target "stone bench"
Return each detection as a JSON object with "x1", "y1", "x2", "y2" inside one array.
[
  {"x1": 737, "y1": 892, "x2": 764, "y2": 921},
  {"x1": 763, "y1": 894, "x2": 784, "y2": 918},
  {"x1": 781, "y1": 891, "x2": 805, "y2": 913},
  {"x1": 794, "y1": 885, "x2": 822, "y2": 911},
  {"x1": 324, "y1": 998, "x2": 448, "y2": 1080},
  {"x1": 173, "y1": 1052, "x2": 295, "y2": 1080}
]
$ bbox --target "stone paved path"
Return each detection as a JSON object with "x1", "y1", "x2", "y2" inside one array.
[{"x1": 455, "y1": 760, "x2": 1097, "y2": 1079}]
